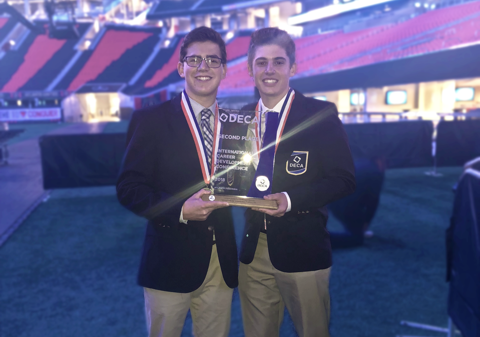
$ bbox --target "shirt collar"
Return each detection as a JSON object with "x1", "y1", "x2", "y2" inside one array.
[
  {"x1": 259, "y1": 89, "x2": 291, "y2": 114},
  {"x1": 189, "y1": 97, "x2": 217, "y2": 117}
]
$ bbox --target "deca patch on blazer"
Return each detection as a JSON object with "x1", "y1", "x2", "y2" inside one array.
[{"x1": 286, "y1": 151, "x2": 309, "y2": 175}]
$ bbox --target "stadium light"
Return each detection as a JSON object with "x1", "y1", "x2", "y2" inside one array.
[
  {"x1": 9, "y1": 40, "x2": 15, "y2": 46},
  {"x1": 415, "y1": 2, "x2": 421, "y2": 7},
  {"x1": 424, "y1": 3, "x2": 429, "y2": 8},
  {"x1": 430, "y1": 4, "x2": 436, "y2": 9},
  {"x1": 289, "y1": 0, "x2": 399, "y2": 25},
  {"x1": 225, "y1": 31, "x2": 234, "y2": 40}
]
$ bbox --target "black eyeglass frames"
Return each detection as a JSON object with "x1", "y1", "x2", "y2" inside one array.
[{"x1": 183, "y1": 56, "x2": 223, "y2": 68}]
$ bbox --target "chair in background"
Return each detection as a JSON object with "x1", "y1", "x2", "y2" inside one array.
[
  {"x1": 397, "y1": 158, "x2": 480, "y2": 337},
  {"x1": 329, "y1": 157, "x2": 386, "y2": 249}
]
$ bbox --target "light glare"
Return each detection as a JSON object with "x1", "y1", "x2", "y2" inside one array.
[{"x1": 242, "y1": 154, "x2": 252, "y2": 164}]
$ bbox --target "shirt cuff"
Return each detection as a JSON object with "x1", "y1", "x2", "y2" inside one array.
[
  {"x1": 282, "y1": 192, "x2": 291, "y2": 213},
  {"x1": 179, "y1": 206, "x2": 188, "y2": 224}
]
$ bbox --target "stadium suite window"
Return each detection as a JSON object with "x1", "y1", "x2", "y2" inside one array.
[{"x1": 455, "y1": 88, "x2": 475, "y2": 101}]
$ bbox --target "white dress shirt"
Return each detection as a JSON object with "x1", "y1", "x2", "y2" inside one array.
[
  {"x1": 246, "y1": 91, "x2": 292, "y2": 213},
  {"x1": 180, "y1": 98, "x2": 217, "y2": 224}
]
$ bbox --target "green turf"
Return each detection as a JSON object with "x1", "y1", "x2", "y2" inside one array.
[
  {"x1": 0, "y1": 167, "x2": 463, "y2": 337},
  {"x1": 102, "y1": 121, "x2": 129, "y2": 134},
  {"x1": 6, "y1": 122, "x2": 67, "y2": 145}
]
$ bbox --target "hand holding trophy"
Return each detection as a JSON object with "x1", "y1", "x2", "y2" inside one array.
[{"x1": 200, "y1": 108, "x2": 278, "y2": 210}]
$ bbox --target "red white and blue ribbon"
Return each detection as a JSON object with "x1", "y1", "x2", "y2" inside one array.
[
  {"x1": 253, "y1": 88, "x2": 295, "y2": 157},
  {"x1": 180, "y1": 90, "x2": 221, "y2": 187}
]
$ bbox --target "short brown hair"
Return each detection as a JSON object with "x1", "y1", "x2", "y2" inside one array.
[
  {"x1": 179, "y1": 26, "x2": 227, "y2": 64},
  {"x1": 247, "y1": 28, "x2": 296, "y2": 68}
]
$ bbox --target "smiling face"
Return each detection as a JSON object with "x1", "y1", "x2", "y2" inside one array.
[
  {"x1": 177, "y1": 41, "x2": 226, "y2": 107},
  {"x1": 248, "y1": 44, "x2": 296, "y2": 108}
]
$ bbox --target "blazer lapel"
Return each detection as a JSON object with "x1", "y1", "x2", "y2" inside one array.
[{"x1": 170, "y1": 93, "x2": 207, "y2": 186}]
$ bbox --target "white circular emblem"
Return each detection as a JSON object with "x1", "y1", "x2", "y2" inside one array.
[
  {"x1": 209, "y1": 195, "x2": 215, "y2": 201},
  {"x1": 255, "y1": 176, "x2": 270, "y2": 192}
]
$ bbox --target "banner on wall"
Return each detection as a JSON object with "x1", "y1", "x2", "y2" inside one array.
[{"x1": 0, "y1": 108, "x2": 62, "y2": 122}]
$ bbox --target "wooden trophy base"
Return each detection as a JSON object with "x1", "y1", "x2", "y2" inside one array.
[{"x1": 201, "y1": 194, "x2": 278, "y2": 210}]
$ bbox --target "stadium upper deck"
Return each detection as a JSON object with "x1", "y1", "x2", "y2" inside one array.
[
  {"x1": 0, "y1": 21, "x2": 91, "y2": 94},
  {"x1": 220, "y1": 0, "x2": 480, "y2": 95},
  {"x1": 0, "y1": 0, "x2": 479, "y2": 116}
]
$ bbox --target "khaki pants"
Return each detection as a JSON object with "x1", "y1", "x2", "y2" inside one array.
[
  {"x1": 239, "y1": 233, "x2": 331, "y2": 337},
  {"x1": 144, "y1": 244, "x2": 233, "y2": 337}
]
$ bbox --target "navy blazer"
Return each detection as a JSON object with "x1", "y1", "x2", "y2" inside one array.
[
  {"x1": 240, "y1": 91, "x2": 356, "y2": 272},
  {"x1": 116, "y1": 94, "x2": 238, "y2": 293}
]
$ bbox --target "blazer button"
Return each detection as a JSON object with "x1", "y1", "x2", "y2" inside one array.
[
  {"x1": 207, "y1": 226, "x2": 214, "y2": 231},
  {"x1": 267, "y1": 221, "x2": 271, "y2": 224}
]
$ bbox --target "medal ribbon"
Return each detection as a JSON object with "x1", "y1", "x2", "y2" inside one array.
[
  {"x1": 253, "y1": 88, "x2": 295, "y2": 156},
  {"x1": 180, "y1": 90, "x2": 221, "y2": 187},
  {"x1": 249, "y1": 89, "x2": 295, "y2": 198}
]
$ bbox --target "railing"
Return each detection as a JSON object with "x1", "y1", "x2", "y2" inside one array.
[
  {"x1": 437, "y1": 112, "x2": 480, "y2": 120},
  {"x1": 339, "y1": 112, "x2": 408, "y2": 123}
]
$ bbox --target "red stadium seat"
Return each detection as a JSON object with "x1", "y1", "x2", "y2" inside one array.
[
  {"x1": 68, "y1": 30, "x2": 152, "y2": 91},
  {"x1": 1, "y1": 35, "x2": 66, "y2": 92}
]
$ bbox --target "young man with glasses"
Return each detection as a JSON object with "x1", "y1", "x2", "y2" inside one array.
[
  {"x1": 238, "y1": 27, "x2": 356, "y2": 337},
  {"x1": 117, "y1": 27, "x2": 237, "y2": 337}
]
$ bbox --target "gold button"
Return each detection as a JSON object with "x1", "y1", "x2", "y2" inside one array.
[
  {"x1": 306, "y1": 211, "x2": 309, "y2": 213},
  {"x1": 208, "y1": 226, "x2": 214, "y2": 231},
  {"x1": 267, "y1": 221, "x2": 271, "y2": 224}
]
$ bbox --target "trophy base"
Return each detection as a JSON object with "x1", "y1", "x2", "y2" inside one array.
[{"x1": 201, "y1": 195, "x2": 278, "y2": 210}]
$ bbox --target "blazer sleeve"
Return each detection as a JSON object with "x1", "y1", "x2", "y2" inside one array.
[
  {"x1": 116, "y1": 107, "x2": 184, "y2": 225},
  {"x1": 286, "y1": 103, "x2": 356, "y2": 211}
]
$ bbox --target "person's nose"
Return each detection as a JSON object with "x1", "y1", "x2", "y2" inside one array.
[
  {"x1": 197, "y1": 58, "x2": 209, "y2": 71},
  {"x1": 265, "y1": 61, "x2": 275, "y2": 74}
]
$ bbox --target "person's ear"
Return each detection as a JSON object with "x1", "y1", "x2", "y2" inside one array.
[
  {"x1": 248, "y1": 64, "x2": 253, "y2": 78},
  {"x1": 221, "y1": 63, "x2": 227, "y2": 80},
  {"x1": 177, "y1": 61, "x2": 185, "y2": 78},
  {"x1": 289, "y1": 62, "x2": 297, "y2": 77}
]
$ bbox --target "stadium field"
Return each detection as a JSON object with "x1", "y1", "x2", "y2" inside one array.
[{"x1": 0, "y1": 166, "x2": 462, "y2": 337}]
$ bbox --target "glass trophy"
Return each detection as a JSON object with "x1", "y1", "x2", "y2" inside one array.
[{"x1": 200, "y1": 108, "x2": 278, "y2": 210}]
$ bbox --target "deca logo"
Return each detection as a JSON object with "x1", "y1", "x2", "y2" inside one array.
[{"x1": 219, "y1": 113, "x2": 259, "y2": 124}]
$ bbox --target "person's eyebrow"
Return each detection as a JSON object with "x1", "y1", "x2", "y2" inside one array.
[
  {"x1": 206, "y1": 54, "x2": 221, "y2": 58},
  {"x1": 255, "y1": 57, "x2": 287, "y2": 61}
]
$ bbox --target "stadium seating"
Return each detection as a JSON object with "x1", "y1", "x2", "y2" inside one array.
[
  {"x1": 0, "y1": 17, "x2": 17, "y2": 44},
  {"x1": 219, "y1": 0, "x2": 480, "y2": 93},
  {"x1": 1, "y1": 1, "x2": 479, "y2": 97},
  {"x1": 0, "y1": 17, "x2": 8, "y2": 29},
  {"x1": 0, "y1": 22, "x2": 90, "y2": 92},
  {"x1": 226, "y1": 36, "x2": 250, "y2": 61},
  {"x1": 67, "y1": 28, "x2": 154, "y2": 91},
  {"x1": 125, "y1": 31, "x2": 252, "y2": 96},
  {"x1": 144, "y1": 37, "x2": 183, "y2": 88},
  {"x1": 1, "y1": 35, "x2": 66, "y2": 92}
]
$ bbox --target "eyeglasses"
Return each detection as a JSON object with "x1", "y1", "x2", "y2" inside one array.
[{"x1": 183, "y1": 56, "x2": 223, "y2": 68}]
